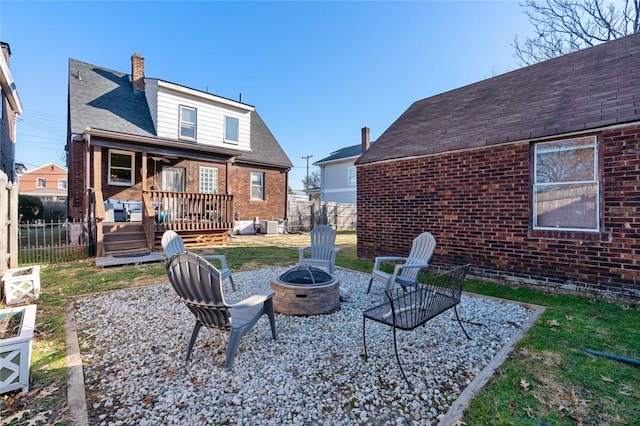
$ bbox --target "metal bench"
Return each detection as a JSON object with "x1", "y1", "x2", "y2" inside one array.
[{"x1": 362, "y1": 264, "x2": 472, "y2": 386}]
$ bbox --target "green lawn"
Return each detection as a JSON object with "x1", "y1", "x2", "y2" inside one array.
[{"x1": 1, "y1": 233, "x2": 638, "y2": 425}]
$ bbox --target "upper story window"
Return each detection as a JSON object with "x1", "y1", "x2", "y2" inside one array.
[
  {"x1": 251, "y1": 172, "x2": 264, "y2": 200},
  {"x1": 224, "y1": 115, "x2": 239, "y2": 144},
  {"x1": 36, "y1": 178, "x2": 46, "y2": 188},
  {"x1": 347, "y1": 166, "x2": 357, "y2": 186},
  {"x1": 179, "y1": 105, "x2": 197, "y2": 140},
  {"x1": 108, "y1": 149, "x2": 135, "y2": 186},
  {"x1": 58, "y1": 180, "x2": 67, "y2": 189},
  {"x1": 199, "y1": 166, "x2": 219, "y2": 194},
  {"x1": 533, "y1": 136, "x2": 598, "y2": 231}
]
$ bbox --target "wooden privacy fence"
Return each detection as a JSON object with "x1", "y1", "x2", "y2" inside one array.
[
  {"x1": 0, "y1": 170, "x2": 19, "y2": 277},
  {"x1": 286, "y1": 201, "x2": 357, "y2": 233}
]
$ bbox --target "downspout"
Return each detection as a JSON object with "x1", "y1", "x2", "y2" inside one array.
[{"x1": 83, "y1": 132, "x2": 91, "y2": 220}]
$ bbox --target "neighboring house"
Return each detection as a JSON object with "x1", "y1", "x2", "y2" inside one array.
[
  {"x1": 356, "y1": 32, "x2": 640, "y2": 303},
  {"x1": 314, "y1": 127, "x2": 371, "y2": 204},
  {"x1": 17, "y1": 162, "x2": 68, "y2": 202},
  {"x1": 0, "y1": 41, "x2": 23, "y2": 182},
  {"x1": 67, "y1": 53, "x2": 292, "y2": 256}
]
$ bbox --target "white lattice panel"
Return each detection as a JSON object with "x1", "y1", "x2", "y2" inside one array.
[
  {"x1": 0, "y1": 305, "x2": 36, "y2": 394},
  {"x1": 2, "y1": 265, "x2": 40, "y2": 305}
]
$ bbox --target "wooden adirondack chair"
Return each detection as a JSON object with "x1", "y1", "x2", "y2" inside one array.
[
  {"x1": 298, "y1": 225, "x2": 340, "y2": 274},
  {"x1": 164, "y1": 251, "x2": 277, "y2": 369},
  {"x1": 161, "y1": 230, "x2": 236, "y2": 291},
  {"x1": 366, "y1": 232, "x2": 437, "y2": 293}
]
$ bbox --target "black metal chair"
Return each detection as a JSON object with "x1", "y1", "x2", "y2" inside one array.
[
  {"x1": 362, "y1": 264, "x2": 472, "y2": 386},
  {"x1": 165, "y1": 251, "x2": 276, "y2": 369}
]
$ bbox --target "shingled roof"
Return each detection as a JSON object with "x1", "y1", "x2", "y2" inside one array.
[
  {"x1": 68, "y1": 58, "x2": 292, "y2": 169},
  {"x1": 357, "y1": 32, "x2": 640, "y2": 165}
]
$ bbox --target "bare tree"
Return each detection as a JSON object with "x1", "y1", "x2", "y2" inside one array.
[
  {"x1": 301, "y1": 170, "x2": 321, "y2": 190},
  {"x1": 514, "y1": 0, "x2": 640, "y2": 65}
]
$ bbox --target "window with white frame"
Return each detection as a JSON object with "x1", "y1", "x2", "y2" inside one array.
[
  {"x1": 533, "y1": 136, "x2": 598, "y2": 231},
  {"x1": 179, "y1": 105, "x2": 197, "y2": 140},
  {"x1": 250, "y1": 172, "x2": 264, "y2": 200},
  {"x1": 224, "y1": 115, "x2": 239, "y2": 143},
  {"x1": 347, "y1": 166, "x2": 357, "y2": 186},
  {"x1": 108, "y1": 149, "x2": 135, "y2": 186},
  {"x1": 58, "y1": 179, "x2": 67, "y2": 189},
  {"x1": 199, "y1": 166, "x2": 219, "y2": 194},
  {"x1": 36, "y1": 178, "x2": 46, "y2": 188}
]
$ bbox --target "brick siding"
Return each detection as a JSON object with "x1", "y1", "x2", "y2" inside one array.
[
  {"x1": 357, "y1": 127, "x2": 640, "y2": 303},
  {"x1": 231, "y1": 165, "x2": 287, "y2": 221}
]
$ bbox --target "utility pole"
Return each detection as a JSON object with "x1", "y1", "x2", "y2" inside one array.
[{"x1": 302, "y1": 154, "x2": 313, "y2": 189}]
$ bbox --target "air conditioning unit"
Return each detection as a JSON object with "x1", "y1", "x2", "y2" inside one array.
[{"x1": 259, "y1": 220, "x2": 279, "y2": 235}]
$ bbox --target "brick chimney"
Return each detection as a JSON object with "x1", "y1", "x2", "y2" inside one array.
[
  {"x1": 361, "y1": 127, "x2": 370, "y2": 152},
  {"x1": 131, "y1": 53, "x2": 145, "y2": 92}
]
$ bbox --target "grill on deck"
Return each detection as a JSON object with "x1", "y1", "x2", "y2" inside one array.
[{"x1": 270, "y1": 266, "x2": 340, "y2": 315}]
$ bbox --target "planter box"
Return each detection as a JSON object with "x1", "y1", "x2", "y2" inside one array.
[
  {"x1": 1, "y1": 304, "x2": 36, "y2": 394},
  {"x1": 2, "y1": 265, "x2": 41, "y2": 305}
]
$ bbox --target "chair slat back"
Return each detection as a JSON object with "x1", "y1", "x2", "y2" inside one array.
[
  {"x1": 162, "y1": 230, "x2": 186, "y2": 258},
  {"x1": 165, "y1": 251, "x2": 231, "y2": 330},
  {"x1": 309, "y1": 225, "x2": 337, "y2": 260},
  {"x1": 386, "y1": 263, "x2": 470, "y2": 330},
  {"x1": 400, "y1": 232, "x2": 436, "y2": 281}
]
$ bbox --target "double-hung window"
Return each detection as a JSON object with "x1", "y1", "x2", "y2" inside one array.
[
  {"x1": 533, "y1": 136, "x2": 598, "y2": 231},
  {"x1": 251, "y1": 172, "x2": 264, "y2": 200},
  {"x1": 36, "y1": 178, "x2": 46, "y2": 188},
  {"x1": 108, "y1": 149, "x2": 135, "y2": 186},
  {"x1": 58, "y1": 180, "x2": 67, "y2": 189},
  {"x1": 347, "y1": 166, "x2": 357, "y2": 186},
  {"x1": 179, "y1": 106, "x2": 197, "y2": 140},
  {"x1": 224, "y1": 115, "x2": 239, "y2": 143},
  {"x1": 199, "y1": 166, "x2": 219, "y2": 194}
]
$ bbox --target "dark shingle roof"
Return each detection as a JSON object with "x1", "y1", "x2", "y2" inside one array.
[
  {"x1": 358, "y1": 32, "x2": 640, "y2": 165},
  {"x1": 68, "y1": 58, "x2": 156, "y2": 136},
  {"x1": 68, "y1": 58, "x2": 291, "y2": 169},
  {"x1": 314, "y1": 144, "x2": 366, "y2": 165},
  {"x1": 238, "y1": 110, "x2": 292, "y2": 168}
]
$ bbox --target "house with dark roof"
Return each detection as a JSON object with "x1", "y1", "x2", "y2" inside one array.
[
  {"x1": 67, "y1": 53, "x2": 292, "y2": 256},
  {"x1": 0, "y1": 41, "x2": 23, "y2": 182},
  {"x1": 314, "y1": 127, "x2": 371, "y2": 204},
  {"x1": 356, "y1": 33, "x2": 640, "y2": 303}
]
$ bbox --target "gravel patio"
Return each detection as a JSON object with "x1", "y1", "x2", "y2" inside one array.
[{"x1": 73, "y1": 266, "x2": 540, "y2": 425}]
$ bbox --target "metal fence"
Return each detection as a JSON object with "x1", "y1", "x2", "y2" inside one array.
[{"x1": 18, "y1": 219, "x2": 96, "y2": 265}]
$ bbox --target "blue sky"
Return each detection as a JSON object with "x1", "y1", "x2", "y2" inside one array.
[{"x1": 1, "y1": 0, "x2": 531, "y2": 190}]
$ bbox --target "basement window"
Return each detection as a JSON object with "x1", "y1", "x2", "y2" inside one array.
[
  {"x1": 533, "y1": 136, "x2": 598, "y2": 231},
  {"x1": 108, "y1": 149, "x2": 135, "y2": 186}
]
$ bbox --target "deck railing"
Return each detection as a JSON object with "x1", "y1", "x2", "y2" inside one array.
[{"x1": 144, "y1": 191, "x2": 234, "y2": 232}]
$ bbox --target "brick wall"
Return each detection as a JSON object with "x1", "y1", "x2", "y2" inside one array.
[
  {"x1": 357, "y1": 128, "x2": 640, "y2": 303},
  {"x1": 67, "y1": 140, "x2": 85, "y2": 219},
  {"x1": 231, "y1": 165, "x2": 287, "y2": 221}
]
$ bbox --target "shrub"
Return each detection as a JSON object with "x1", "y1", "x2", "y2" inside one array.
[
  {"x1": 18, "y1": 195, "x2": 44, "y2": 223},
  {"x1": 43, "y1": 201, "x2": 67, "y2": 222}
]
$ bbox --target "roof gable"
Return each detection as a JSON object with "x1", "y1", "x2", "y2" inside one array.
[{"x1": 358, "y1": 32, "x2": 640, "y2": 165}]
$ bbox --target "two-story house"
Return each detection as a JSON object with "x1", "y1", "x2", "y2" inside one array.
[
  {"x1": 67, "y1": 53, "x2": 292, "y2": 256},
  {"x1": 314, "y1": 127, "x2": 371, "y2": 204},
  {"x1": 0, "y1": 41, "x2": 23, "y2": 182},
  {"x1": 17, "y1": 162, "x2": 67, "y2": 202}
]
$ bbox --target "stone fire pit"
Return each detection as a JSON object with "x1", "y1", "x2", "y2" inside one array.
[{"x1": 270, "y1": 266, "x2": 340, "y2": 315}]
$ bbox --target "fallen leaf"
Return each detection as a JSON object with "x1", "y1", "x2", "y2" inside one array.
[
  {"x1": 520, "y1": 378, "x2": 530, "y2": 390},
  {"x1": 546, "y1": 319, "x2": 560, "y2": 327},
  {"x1": 524, "y1": 406, "x2": 534, "y2": 417},
  {"x1": 601, "y1": 376, "x2": 615, "y2": 383}
]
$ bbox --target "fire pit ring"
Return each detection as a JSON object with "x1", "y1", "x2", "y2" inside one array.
[{"x1": 270, "y1": 266, "x2": 340, "y2": 315}]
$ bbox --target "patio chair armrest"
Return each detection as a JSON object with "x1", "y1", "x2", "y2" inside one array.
[
  {"x1": 373, "y1": 256, "x2": 407, "y2": 270},
  {"x1": 298, "y1": 246, "x2": 311, "y2": 262},
  {"x1": 388, "y1": 263, "x2": 430, "y2": 290},
  {"x1": 201, "y1": 254, "x2": 230, "y2": 270},
  {"x1": 230, "y1": 289, "x2": 275, "y2": 309}
]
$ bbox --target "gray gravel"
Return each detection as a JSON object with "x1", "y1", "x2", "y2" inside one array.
[{"x1": 73, "y1": 266, "x2": 535, "y2": 425}]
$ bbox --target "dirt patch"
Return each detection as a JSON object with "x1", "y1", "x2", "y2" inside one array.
[{"x1": 228, "y1": 232, "x2": 356, "y2": 249}]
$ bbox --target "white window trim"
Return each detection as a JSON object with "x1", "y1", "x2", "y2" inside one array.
[
  {"x1": 108, "y1": 149, "x2": 135, "y2": 187},
  {"x1": 179, "y1": 105, "x2": 197, "y2": 140},
  {"x1": 347, "y1": 166, "x2": 357, "y2": 186},
  {"x1": 532, "y1": 136, "x2": 599, "y2": 232},
  {"x1": 36, "y1": 178, "x2": 46, "y2": 188},
  {"x1": 199, "y1": 166, "x2": 219, "y2": 194},
  {"x1": 58, "y1": 179, "x2": 67, "y2": 189},
  {"x1": 250, "y1": 171, "x2": 264, "y2": 200},
  {"x1": 224, "y1": 115, "x2": 239, "y2": 144}
]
